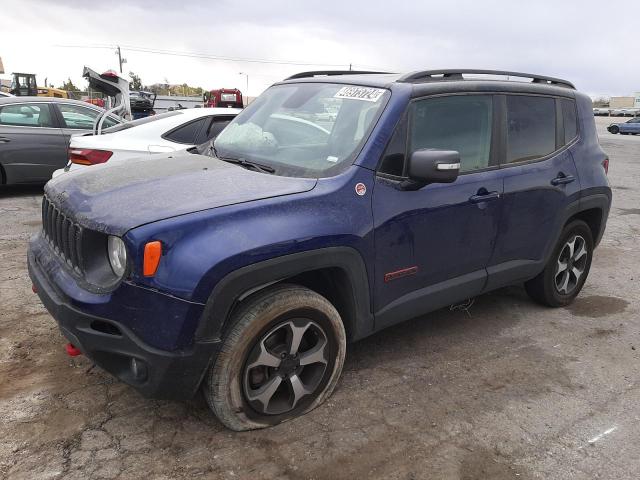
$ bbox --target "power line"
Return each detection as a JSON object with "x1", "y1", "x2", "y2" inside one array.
[{"x1": 53, "y1": 44, "x2": 385, "y2": 69}]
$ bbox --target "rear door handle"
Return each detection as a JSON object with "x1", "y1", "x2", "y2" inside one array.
[
  {"x1": 551, "y1": 173, "x2": 575, "y2": 186},
  {"x1": 469, "y1": 190, "x2": 501, "y2": 203},
  {"x1": 0, "y1": 136, "x2": 10, "y2": 143}
]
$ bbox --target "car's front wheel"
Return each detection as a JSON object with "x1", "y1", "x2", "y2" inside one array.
[
  {"x1": 525, "y1": 220, "x2": 593, "y2": 307},
  {"x1": 204, "y1": 284, "x2": 346, "y2": 431},
  {"x1": 609, "y1": 125, "x2": 620, "y2": 134}
]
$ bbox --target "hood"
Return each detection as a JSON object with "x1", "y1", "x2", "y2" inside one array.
[{"x1": 46, "y1": 154, "x2": 317, "y2": 236}]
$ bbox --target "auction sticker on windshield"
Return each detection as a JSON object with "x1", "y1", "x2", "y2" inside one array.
[{"x1": 334, "y1": 86, "x2": 386, "y2": 102}]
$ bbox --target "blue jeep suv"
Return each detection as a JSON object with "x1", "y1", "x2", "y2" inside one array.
[{"x1": 28, "y1": 69, "x2": 611, "y2": 430}]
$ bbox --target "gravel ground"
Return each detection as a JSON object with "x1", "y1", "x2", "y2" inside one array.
[{"x1": 0, "y1": 117, "x2": 638, "y2": 479}]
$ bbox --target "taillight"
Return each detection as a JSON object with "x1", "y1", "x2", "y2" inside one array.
[
  {"x1": 602, "y1": 157, "x2": 609, "y2": 175},
  {"x1": 69, "y1": 148, "x2": 113, "y2": 165}
]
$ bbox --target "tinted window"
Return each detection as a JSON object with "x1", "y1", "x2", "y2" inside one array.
[
  {"x1": 195, "y1": 116, "x2": 233, "y2": 144},
  {"x1": 58, "y1": 103, "x2": 119, "y2": 129},
  {"x1": 0, "y1": 103, "x2": 55, "y2": 127},
  {"x1": 379, "y1": 115, "x2": 407, "y2": 176},
  {"x1": 410, "y1": 95, "x2": 493, "y2": 172},
  {"x1": 561, "y1": 98, "x2": 578, "y2": 143},
  {"x1": 506, "y1": 96, "x2": 556, "y2": 163},
  {"x1": 165, "y1": 118, "x2": 207, "y2": 144}
]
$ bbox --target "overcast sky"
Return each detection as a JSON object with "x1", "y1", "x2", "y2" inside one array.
[{"x1": 1, "y1": 0, "x2": 638, "y2": 98}]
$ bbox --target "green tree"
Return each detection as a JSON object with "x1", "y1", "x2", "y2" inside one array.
[
  {"x1": 60, "y1": 78, "x2": 80, "y2": 92},
  {"x1": 129, "y1": 71, "x2": 143, "y2": 90}
]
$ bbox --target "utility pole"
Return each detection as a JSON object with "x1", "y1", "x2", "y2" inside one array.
[
  {"x1": 115, "y1": 46, "x2": 126, "y2": 73},
  {"x1": 349, "y1": 63, "x2": 352, "y2": 71},
  {"x1": 239, "y1": 72, "x2": 249, "y2": 104}
]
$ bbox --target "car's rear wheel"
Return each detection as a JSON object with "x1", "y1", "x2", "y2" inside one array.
[
  {"x1": 610, "y1": 125, "x2": 620, "y2": 134},
  {"x1": 204, "y1": 284, "x2": 346, "y2": 431},
  {"x1": 525, "y1": 220, "x2": 593, "y2": 307}
]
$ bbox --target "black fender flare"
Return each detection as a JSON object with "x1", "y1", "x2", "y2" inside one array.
[
  {"x1": 578, "y1": 192, "x2": 611, "y2": 246},
  {"x1": 542, "y1": 191, "x2": 611, "y2": 267},
  {"x1": 194, "y1": 246, "x2": 374, "y2": 343}
]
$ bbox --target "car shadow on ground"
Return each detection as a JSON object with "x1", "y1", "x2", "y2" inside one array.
[
  {"x1": 183, "y1": 284, "x2": 546, "y2": 422},
  {"x1": 345, "y1": 285, "x2": 535, "y2": 368},
  {"x1": 0, "y1": 184, "x2": 44, "y2": 198}
]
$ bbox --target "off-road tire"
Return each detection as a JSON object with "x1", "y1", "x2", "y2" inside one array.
[
  {"x1": 204, "y1": 284, "x2": 346, "y2": 431},
  {"x1": 525, "y1": 220, "x2": 594, "y2": 307}
]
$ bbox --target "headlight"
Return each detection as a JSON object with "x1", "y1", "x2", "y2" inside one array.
[{"x1": 107, "y1": 236, "x2": 127, "y2": 277}]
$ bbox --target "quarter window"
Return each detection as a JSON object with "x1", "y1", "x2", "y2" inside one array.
[
  {"x1": 0, "y1": 103, "x2": 55, "y2": 127},
  {"x1": 561, "y1": 98, "x2": 578, "y2": 143},
  {"x1": 506, "y1": 95, "x2": 556, "y2": 163},
  {"x1": 379, "y1": 115, "x2": 408, "y2": 177},
  {"x1": 410, "y1": 95, "x2": 493, "y2": 172},
  {"x1": 165, "y1": 118, "x2": 207, "y2": 144}
]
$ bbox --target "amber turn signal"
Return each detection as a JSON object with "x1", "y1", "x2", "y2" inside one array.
[{"x1": 143, "y1": 241, "x2": 162, "y2": 277}]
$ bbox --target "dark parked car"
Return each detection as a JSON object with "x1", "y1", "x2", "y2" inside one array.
[
  {"x1": 0, "y1": 97, "x2": 122, "y2": 184},
  {"x1": 29, "y1": 69, "x2": 611, "y2": 431},
  {"x1": 607, "y1": 117, "x2": 640, "y2": 135}
]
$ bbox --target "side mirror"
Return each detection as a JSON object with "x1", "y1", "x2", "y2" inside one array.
[{"x1": 407, "y1": 149, "x2": 460, "y2": 185}]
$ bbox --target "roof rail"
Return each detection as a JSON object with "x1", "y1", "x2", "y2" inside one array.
[
  {"x1": 285, "y1": 70, "x2": 390, "y2": 80},
  {"x1": 397, "y1": 69, "x2": 575, "y2": 89}
]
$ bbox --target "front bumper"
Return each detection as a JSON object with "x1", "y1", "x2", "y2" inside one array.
[{"x1": 28, "y1": 245, "x2": 220, "y2": 400}]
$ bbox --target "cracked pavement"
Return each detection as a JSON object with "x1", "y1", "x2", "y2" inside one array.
[{"x1": 0, "y1": 117, "x2": 639, "y2": 479}]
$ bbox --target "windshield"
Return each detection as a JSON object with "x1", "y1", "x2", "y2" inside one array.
[{"x1": 213, "y1": 83, "x2": 390, "y2": 177}]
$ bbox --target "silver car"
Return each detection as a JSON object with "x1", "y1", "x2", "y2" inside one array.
[{"x1": 0, "y1": 97, "x2": 122, "y2": 184}]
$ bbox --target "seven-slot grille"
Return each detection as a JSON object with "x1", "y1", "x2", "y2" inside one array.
[{"x1": 41, "y1": 196, "x2": 84, "y2": 272}]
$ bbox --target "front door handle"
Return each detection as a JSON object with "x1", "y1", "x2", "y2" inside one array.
[
  {"x1": 0, "y1": 136, "x2": 10, "y2": 143},
  {"x1": 551, "y1": 173, "x2": 575, "y2": 186},
  {"x1": 469, "y1": 190, "x2": 501, "y2": 203}
]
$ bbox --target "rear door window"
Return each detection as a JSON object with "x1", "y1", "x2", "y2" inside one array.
[
  {"x1": 561, "y1": 98, "x2": 578, "y2": 144},
  {"x1": 58, "y1": 103, "x2": 119, "y2": 129},
  {"x1": 164, "y1": 118, "x2": 207, "y2": 144},
  {"x1": 0, "y1": 103, "x2": 56, "y2": 127},
  {"x1": 506, "y1": 95, "x2": 556, "y2": 163}
]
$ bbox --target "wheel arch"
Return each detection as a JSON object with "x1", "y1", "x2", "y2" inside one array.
[
  {"x1": 566, "y1": 208, "x2": 603, "y2": 245},
  {"x1": 195, "y1": 247, "x2": 374, "y2": 344},
  {"x1": 565, "y1": 193, "x2": 611, "y2": 247}
]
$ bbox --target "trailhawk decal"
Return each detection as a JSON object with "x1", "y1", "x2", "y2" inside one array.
[
  {"x1": 384, "y1": 266, "x2": 419, "y2": 283},
  {"x1": 334, "y1": 86, "x2": 386, "y2": 102}
]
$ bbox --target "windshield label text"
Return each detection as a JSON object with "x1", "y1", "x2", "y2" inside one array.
[{"x1": 334, "y1": 86, "x2": 385, "y2": 102}]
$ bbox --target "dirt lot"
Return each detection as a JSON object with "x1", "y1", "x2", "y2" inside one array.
[{"x1": 0, "y1": 116, "x2": 638, "y2": 480}]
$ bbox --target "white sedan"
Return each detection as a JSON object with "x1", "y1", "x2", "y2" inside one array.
[{"x1": 53, "y1": 107, "x2": 240, "y2": 177}]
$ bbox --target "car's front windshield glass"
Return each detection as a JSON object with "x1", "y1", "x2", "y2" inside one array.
[{"x1": 213, "y1": 83, "x2": 390, "y2": 177}]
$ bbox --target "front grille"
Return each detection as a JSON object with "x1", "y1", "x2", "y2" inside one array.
[{"x1": 41, "y1": 196, "x2": 84, "y2": 273}]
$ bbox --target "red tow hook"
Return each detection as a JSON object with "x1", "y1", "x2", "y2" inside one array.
[
  {"x1": 32, "y1": 284, "x2": 38, "y2": 294},
  {"x1": 65, "y1": 343, "x2": 82, "y2": 357}
]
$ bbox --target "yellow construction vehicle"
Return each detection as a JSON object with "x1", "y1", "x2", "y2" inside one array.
[{"x1": 10, "y1": 73, "x2": 69, "y2": 98}]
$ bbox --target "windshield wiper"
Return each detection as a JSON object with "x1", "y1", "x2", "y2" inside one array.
[{"x1": 218, "y1": 156, "x2": 275, "y2": 174}]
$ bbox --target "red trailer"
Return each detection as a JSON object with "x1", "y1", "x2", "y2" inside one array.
[{"x1": 204, "y1": 88, "x2": 243, "y2": 108}]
